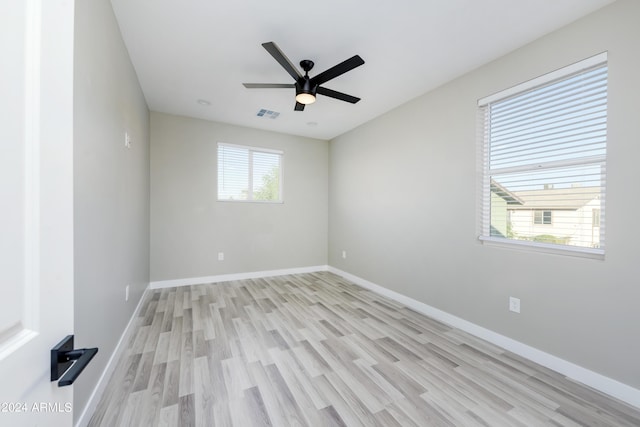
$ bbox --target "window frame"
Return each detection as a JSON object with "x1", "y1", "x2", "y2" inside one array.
[
  {"x1": 217, "y1": 142, "x2": 284, "y2": 204},
  {"x1": 477, "y1": 52, "x2": 607, "y2": 259}
]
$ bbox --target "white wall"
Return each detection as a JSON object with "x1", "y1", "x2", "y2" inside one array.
[
  {"x1": 150, "y1": 112, "x2": 328, "y2": 282},
  {"x1": 329, "y1": 0, "x2": 640, "y2": 389},
  {"x1": 73, "y1": 0, "x2": 150, "y2": 421}
]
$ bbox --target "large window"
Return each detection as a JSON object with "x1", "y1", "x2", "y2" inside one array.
[
  {"x1": 217, "y1": 143, "x2": 283, "y2": 202},
  {"x1": 478, "y1": 53, "x2": 607, "y2": 257}
]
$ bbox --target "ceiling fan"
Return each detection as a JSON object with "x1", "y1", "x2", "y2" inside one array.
[{"x1": 243, "y1": 42, "x2": 365, "y2": 111}]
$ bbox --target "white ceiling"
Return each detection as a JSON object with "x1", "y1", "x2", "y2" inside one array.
[{"x1": 110, "y1": 0, "x2": 614, "y2": 140}]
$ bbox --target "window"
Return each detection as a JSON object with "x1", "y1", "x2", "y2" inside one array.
[
  {"x1": 534, "y1": 210, "x2": 552, "y2": 225},
  {"x1": 217, "y1": 143, "x2": 283, "y2": 202},
  {"x1": 592, "y1": 209, "x2": 601, "y2": 228},
  {"x1": 478, "y1": 53, "x2": 607, "y2": 257}
]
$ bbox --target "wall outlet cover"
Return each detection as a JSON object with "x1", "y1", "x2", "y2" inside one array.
[{"x1": 509, "y1": 296, "x2": 521, "y2": 313}]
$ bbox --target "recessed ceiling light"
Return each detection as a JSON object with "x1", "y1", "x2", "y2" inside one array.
[{"x1": 197, "y1": 99, "x2": 211, "y2": 106}]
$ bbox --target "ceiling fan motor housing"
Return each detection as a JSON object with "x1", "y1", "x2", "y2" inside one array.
[
  {"x1": 297, "y1": 60, "x2": 317, "y2": 97},
  {"x1": 296, "y1": 77, "x2": 318, "y2": 97}
]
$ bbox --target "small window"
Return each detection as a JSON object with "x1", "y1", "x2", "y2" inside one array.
[
  {"x1": 217, "y1": 143, "x2": 283, "y2": 203},
  {"x1": 533, "y1": 210, "x2": 552, "y2": 225},
  {"x1": 478, "y1": 53, "x2": 607, "y2": 257}
]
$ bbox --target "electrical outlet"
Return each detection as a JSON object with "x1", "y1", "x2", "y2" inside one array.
[
  {"x1": 125, "y1": 132, "x2": 131, "y2": 148},
  {"x1": 218, "y1": 252, "x2": 224, "y2": 261},
  {"x1": 125, "y1": 285, "x2": 130, "y2": 302},
  {"x1": 509, "y1": 297, "x2": 521, "y2": 313},
  {"x1": 342, "y1": 250, "x2": 347, "y2": 259}
]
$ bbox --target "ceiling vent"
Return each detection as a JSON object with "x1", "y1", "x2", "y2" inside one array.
[{"x1": 257, "y1": 109, "x2": 280, "y2": 119}]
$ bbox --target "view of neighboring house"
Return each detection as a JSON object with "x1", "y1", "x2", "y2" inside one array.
[
  {"x1": 491, "y1": 182, "x2": 602, "y2": 248},
  {"x1": 490, "y1": 180, "x2": 523, "y2": 237}
]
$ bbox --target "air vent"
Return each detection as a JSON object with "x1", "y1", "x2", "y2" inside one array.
[{"x1": 257, "y1": 109, "x2": 280, "y2": 119}]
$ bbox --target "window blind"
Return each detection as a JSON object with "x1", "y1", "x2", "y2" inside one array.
[
  {"x1": 218, "y1": 143, "x2": 283, "y2": 202},
  {"x1": 478, "y1": 53, "x2": 607, "y2": 255}
]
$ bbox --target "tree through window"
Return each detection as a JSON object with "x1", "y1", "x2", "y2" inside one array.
[{"x1": 217, "y1": 143, "x2": 283, "y2": 203}]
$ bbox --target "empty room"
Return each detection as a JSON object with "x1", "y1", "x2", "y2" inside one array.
[{"x1": 2, "y1": 0, "x2": 640, "y2": 426}]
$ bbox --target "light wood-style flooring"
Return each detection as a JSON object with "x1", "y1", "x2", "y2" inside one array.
[{"x1": 89, "y1": 272, "x2": 640, "y2": 426}]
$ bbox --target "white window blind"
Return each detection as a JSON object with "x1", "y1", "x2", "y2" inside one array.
[
  {"x1": 478, "y1": 53, "x2": 607, "y2": 256},
  {"x1": 217, "y1": 143, "x2": 283, "y2": 202}
]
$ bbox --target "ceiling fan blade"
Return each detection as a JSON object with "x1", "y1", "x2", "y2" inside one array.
[
  {"x1": 317, "y1": 86, "x2": 361, "y2": 104},
  {"x1": 262, "y1": 42, "x2": 302, "y2": 81},
  {"x1": 294, "y1": 102, "x2": 305, "y2": 111},
  {"x1": 311, "y1": 55, "x2": 364, "y2": 86},
  {"x1": 243, "y1": 83, "x2": 295, "y2": 88}
]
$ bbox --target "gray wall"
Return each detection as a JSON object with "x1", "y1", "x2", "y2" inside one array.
[
  {"x1": 73, "y1": 0, "x2": 150, "y2": 421},
  {"x1": 329, "y1": 0, "x2": 640, "y2": 389},
  {"x1": 150, "y1": 112, "x2": 328, "y2": 282}
]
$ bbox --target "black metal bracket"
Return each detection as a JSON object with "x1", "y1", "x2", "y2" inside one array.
[{"x1": 51, "y1": 335, "x2": 98, "y2": 387}]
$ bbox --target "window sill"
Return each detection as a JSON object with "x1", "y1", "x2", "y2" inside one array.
[
  {"x1": 478, "y1": 236, "x2": 604, "y2": 260},
  {"x1": 217, "y1": 199, "x2": 284, "y2": 204}
]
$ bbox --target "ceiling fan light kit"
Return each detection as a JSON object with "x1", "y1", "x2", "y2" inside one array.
[
  {"x1": 243, "y1": 42, "x2": 364, "y2": 111},
  {"x1": 295, "y1": 91, "x2": 316, "y2": 105}
]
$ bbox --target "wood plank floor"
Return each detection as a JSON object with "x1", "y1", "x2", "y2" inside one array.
[{"x1": 89, "y1": 272, "x2": 640, "y2": 426}]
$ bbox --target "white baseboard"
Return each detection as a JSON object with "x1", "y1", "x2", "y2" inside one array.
[
  {"x1": 327, "y1": 266, "x2": 640, "y2": 410},
  {"x1": 75, "y1": 284, "x2": 151, "y2": 427},
  {"x1": 149, "y1": 265, "x2": 330, "y2": 289}
]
